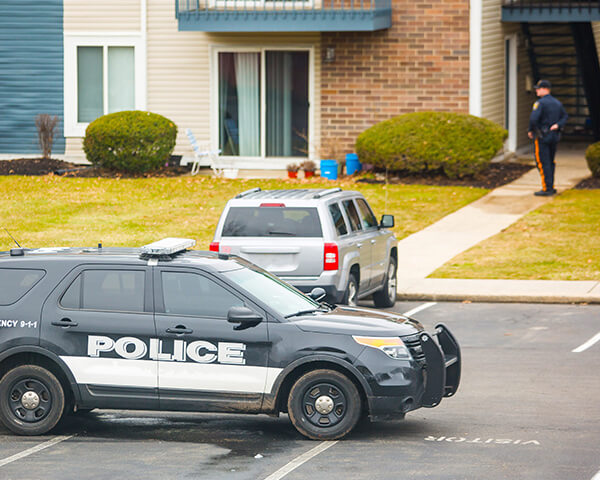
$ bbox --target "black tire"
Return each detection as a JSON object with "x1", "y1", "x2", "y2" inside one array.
[
  {"x1": 373, "y1": 257, "x2": 397, "y2": 308},
  {"x1": 0, "y1": 365, "x2": 65, "y2": 436},
  {"x1": 287, "y1": 369, "x2": 362, "y2": 440},
  {"x1": 342, "y1": 273, "x2": 359, "y2": 306}
]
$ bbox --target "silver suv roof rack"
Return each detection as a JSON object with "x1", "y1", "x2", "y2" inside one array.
[
  {"x1": 236, "y1": 187, "x2": 262, "y2": 199},
  {"x1": 312, "y1": 188, "x2": 342, "y2": 199},
  {"x1": 140, "y1": 238, "x2": 196, "y2": 256}
]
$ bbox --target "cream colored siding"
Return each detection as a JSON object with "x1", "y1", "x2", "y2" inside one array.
[
  {"x1": 64, "y1": 0, "x2": 141, "y2": 31},
  {"x1": 64, "y1": 0, "x2": 321, "y2": 169},
  {"x1": 480, "y1": 0, "x2": 504, "y2": 126},
  {"x1": 146, "y1": 0, "x2": 320, "y2": 168},
  {"x1": 479, "y1": 0, "x2": 534, "y2": 149}
]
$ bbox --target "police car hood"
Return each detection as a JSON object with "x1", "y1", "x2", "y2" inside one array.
[{"x1": 290, "y1": 306, "x2": 423, "y2": 336}]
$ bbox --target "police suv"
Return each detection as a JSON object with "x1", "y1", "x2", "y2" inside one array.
[{"x1": 0, "y1": 238, "x2": 460, "y2": 440}]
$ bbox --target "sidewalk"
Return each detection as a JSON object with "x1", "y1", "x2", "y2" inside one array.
[{"x1": 395, "y1": 145, "x2": 600, "y2": 303}]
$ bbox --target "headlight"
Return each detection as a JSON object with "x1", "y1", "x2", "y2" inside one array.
[{"x1": 353, "y1": 336, "x2": 412, "y2": 360}]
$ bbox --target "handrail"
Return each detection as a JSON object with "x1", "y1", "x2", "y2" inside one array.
[{"x1": 177, "y1": 0, "x2": 391, "y2": 14}]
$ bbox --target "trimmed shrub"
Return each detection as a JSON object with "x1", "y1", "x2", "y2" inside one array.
[
  {"x1": 585, "y1": 142, "x2": 600, "y2": 178},
  {"x1": 355, "y1": 112, "x2": 508, "y2": 178},
  {"x1": 83, "y1": 111, "x2": 177, "y2": 173}
]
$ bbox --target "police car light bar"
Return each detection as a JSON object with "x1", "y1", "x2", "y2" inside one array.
[{"x1": 140, "y1": 238, "x2": 196, "y2": 256}]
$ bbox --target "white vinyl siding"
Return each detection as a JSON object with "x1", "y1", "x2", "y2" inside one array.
[
  {"x1": 146, "y1": 0, "x2": 320, "y2": 169},
  {"x1": 480, "y1": 0, "x2": 504, "y2": 126},
  {"x1": 64, "y1": 0, "x2": 141, "y2": 31}
]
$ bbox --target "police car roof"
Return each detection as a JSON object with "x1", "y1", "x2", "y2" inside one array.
[{"x1": 0, "y1": 247, "x2": 244, "y2": 272}]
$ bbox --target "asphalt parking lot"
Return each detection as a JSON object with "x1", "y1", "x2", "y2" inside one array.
[{"x1": 1, "y1": 301, "x2": 599, "y2": 480}]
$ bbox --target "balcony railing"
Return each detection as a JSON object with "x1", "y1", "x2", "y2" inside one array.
[
  {"x1": 175, "y1": 0, "x2": 392, "y2": 32},
  {"x1": 502, "y1": 0, "x2": 600, "y2": 21}
]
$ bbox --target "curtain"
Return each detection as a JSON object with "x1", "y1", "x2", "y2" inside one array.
[
  {"x1": 267, "y1": 52, "x2": 293, "y2": 157},
  {"x1": 234, "y1": 53, "x2": 260, "y2": 157},
  {"x1": 108, "y1": 47, "x2": 135, "y2": 113}
]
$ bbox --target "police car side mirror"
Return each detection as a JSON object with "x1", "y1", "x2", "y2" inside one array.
[
  {"x1": 380, "y1": 214, "x2": 394, "y2": 229},
  {"x1": 309, "y1": 287, "x2": 327, "y2": 302},
  {"x1": 227, "y1": 306, "x2": 263, "y2": 330}
]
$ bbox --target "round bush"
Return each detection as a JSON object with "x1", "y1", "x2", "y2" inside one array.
[
  {"x1": 83, "y1": 111, "x2": 177, "y2": 173},
  {"x1": 585, "y1": 142, "x2": 600, "y2": 178},
  {"x1": 355, "y1": 112, "x2": 508, "y2": 178}
]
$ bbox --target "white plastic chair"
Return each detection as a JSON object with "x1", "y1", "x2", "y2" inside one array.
[{"x1": 185, "y1": 128, "x2": 237, "y2": 177}]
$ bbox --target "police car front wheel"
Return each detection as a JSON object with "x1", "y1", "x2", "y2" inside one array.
[
  {"x1": 0, "y1": 365, "x2": 65, "y2": 436},
  {"x1": 287, "y1": 369, "x2": 362, "y2": 440}
]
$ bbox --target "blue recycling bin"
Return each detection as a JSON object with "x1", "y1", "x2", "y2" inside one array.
[
  {"x1": 346, "y1": 153, "x2": 361, "y2": 175},
  {"x1": 320, "y1": 159, "x2": 338, "y2": 180}
]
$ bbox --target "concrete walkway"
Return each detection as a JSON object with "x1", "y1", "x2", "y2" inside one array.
[{"x1": 395, "y1": 145, "x2": 600, "y2": 303}]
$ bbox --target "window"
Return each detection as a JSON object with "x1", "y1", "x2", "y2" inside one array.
[
  {"x1": 0, "y1": 269, "x2": 45, "y2": 305},
  {"x1": 356, "y1": 198, "x2": 378, "y2": 229},
  {"x1": 223, "y1": 266, "x2": 318, "y2": 318},
  {"x1": 60, "y1": 270, "x2": 145, "y2": 312},
  {"x1": 77, "y1": 46, "x2": 135, "y2": 122},
  {"x1": 161, "y1": 272, "x2": 243, "y2": 318},
  {"x1": 65, "y1": 35, "x2": 145, "y2": 137},
  {"x1": 329, "y1": 203, "x2": 348, "y2": 236},
  {"x1": 217, "y1": 49, "x2": 310, "y2": 158},
  {"x1": 342, "y1": 200, "x2": 362, "y2": 232},
  {"x1": 222, "y1": 207, "x2": 322, "y2": 237}
]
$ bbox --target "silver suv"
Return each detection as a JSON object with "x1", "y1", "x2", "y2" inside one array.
[{"x1": 211, "y1": 188, "x2": 397, "y2": 307}]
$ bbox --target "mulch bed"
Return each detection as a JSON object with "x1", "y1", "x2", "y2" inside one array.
[
  {"x1": 358, "y1": 162, "x2": 535, "y2": 189},
  {"x1": 2, "y1": 157, "x2": 598, "y2": 189},
  {"x1": 0, "y1": 158, "x2": 189, "y2": 178},
  {"x1": 574, "y1": 176, "x2": 600, "y2": 189}
]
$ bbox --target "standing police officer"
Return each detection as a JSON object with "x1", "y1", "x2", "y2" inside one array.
[{"x1": 528, "y1": 79, "x2": 568, "y2": 196}]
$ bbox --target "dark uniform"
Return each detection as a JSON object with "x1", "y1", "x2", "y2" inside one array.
[{"x1": 528, "y1": 82, "x2": 568, "y2": 194}]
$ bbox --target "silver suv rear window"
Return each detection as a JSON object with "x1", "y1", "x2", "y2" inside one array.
[{"x1": 222, "y1": 207, "x2": 323, "y2": 237}]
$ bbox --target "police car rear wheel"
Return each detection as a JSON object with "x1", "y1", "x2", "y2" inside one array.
[
  {"x1": 287, "y1": 369, "x2": 361, "y2": 440},
  {"x1": 0, "y1": 365, "x2": 65, "y2": 436}
]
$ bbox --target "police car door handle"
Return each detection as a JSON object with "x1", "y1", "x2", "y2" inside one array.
[
  {"x1": 166, "y1": 326, "x2": 193, "y2": 335},
  {"x1": 51, "y1": 318, "x2": 78, "y2": 328}
]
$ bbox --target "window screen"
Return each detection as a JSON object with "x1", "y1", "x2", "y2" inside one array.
[
  {"x1": 222, "y1": 207, "x2": 322, "y2": 237},
  {"x1": 61, "y1": 270, "x2": 145, "y2": 312},
  {"x1": 161, "y1": 272, "x2": 243, "y2": 318},
  {"x1": 329, "y1": 203, "x2": 348, "y2": 236},
  {"x1": 0, "y1": 268, "x2": 45, "y2": 305}
]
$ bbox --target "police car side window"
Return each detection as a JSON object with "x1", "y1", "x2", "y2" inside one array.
[
  {"x1": 161, "y1": 272, "x2": 243, "y2": 318},
  {"x1": 60, "y1": 270, "x2": 145, "y2": 312}
]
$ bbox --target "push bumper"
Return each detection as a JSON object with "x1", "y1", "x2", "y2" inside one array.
[{"x1": 419, "y1": 323, "x2": 461, "y2": 407}]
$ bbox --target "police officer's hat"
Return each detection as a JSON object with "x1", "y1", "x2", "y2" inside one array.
[{"x1": 534, "y1": 79, "x2": 551, "y2": 90}]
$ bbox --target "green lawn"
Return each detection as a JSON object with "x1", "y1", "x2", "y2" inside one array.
[
  {"x1": 0, "y1": 175, "x2": 486, "y2": 251},
  {"x1": 432, "y1": 189, "x2": 600, "y2": 280}
]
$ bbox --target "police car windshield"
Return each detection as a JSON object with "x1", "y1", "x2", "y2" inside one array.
[{"x1": 223, "y1": 267, "x2": 320, "y2": 318}]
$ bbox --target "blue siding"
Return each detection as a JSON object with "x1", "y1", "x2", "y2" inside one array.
[{"x1": 0, "y1": 1, "x2": 65, "y2": 155}]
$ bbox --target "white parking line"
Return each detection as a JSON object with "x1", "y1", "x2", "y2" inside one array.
[
  {"x1": 402, "y1": 302, "x2": 437, "y2": 318},
  {"x1": 0, "y1": 435, "x2": 74, "y2": 468},
  {"x1": 572, "y1": 332, "x2": 600, "y2": 353},
  {"x1": 262, "y1": 441, "x2": 338, "y2": 480}
]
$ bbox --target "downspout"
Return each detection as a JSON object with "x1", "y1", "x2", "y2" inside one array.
[{"x1": 469, "y1": 0, "x2": 482, "y2": 117}]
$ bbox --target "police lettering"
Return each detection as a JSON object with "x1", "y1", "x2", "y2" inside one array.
[{"x1": 87, "y1": 335, "x2": 246, "y2": 365}]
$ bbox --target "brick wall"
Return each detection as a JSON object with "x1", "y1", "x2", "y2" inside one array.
[{"x1": 320, "y1": 0, "x2": 470, "y2": 153}]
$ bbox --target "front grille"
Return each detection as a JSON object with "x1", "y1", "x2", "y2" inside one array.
[{"x1": 402, "y1": 334, "x2": 426, "y2": 366}]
